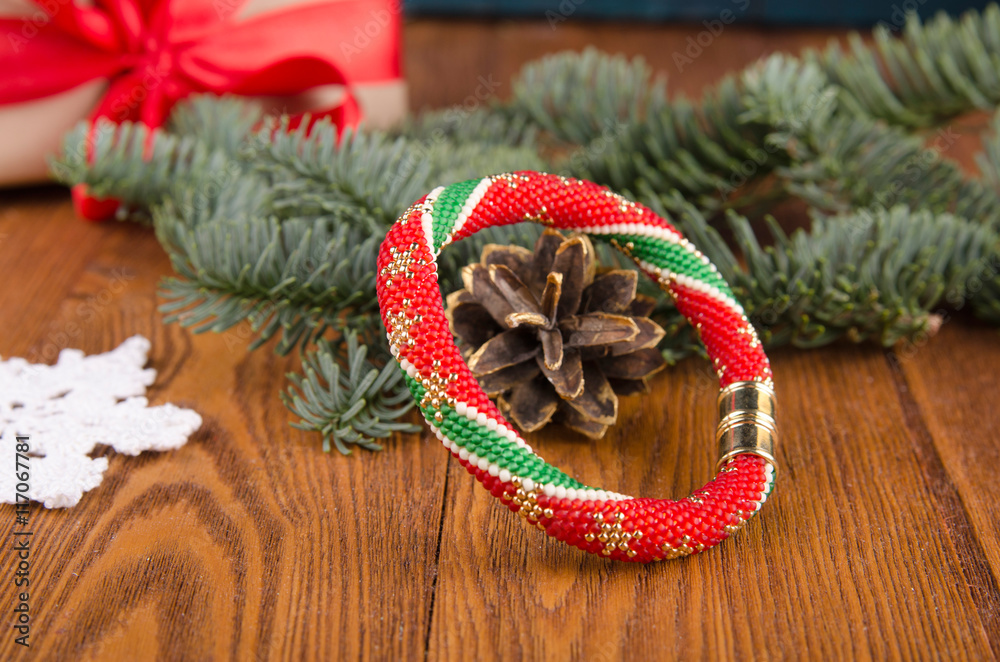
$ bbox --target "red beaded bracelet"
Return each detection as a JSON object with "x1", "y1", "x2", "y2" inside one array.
[{"x1": 376, "y1": 172, "x2": 777, "y2": 562}]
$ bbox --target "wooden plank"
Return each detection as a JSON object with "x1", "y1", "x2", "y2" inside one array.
[
  {"x1": 0, "y1": 194, "x2": 448, "y2": 660},
  {"x1": 892, "y1": 320, "x2": 1000, "y2": 640},
  {"x1": 2, "y1": 18, "x2": 999, "y2": 661},
  {"x1": 427, "y1": 339, "x2": 999, "y2": 660},
  {"x1": 404, "y1": 21, "x2": 851, "y2": 109}
]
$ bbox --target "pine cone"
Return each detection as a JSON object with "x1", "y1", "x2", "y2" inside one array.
[{"x1": 445, "y1": 229, "x2": 667, "y2": 439}]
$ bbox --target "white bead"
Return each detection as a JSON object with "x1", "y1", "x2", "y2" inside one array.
[
  {"x1": 455, "y1": 402, "x2": 467, "y2": 416},
  {"x1": 499, "y1": 469, "x2": 511, "y2": 483},
  {"x1": 458, "y1": 448, "x2": 469, "y2": 461},
  {"x1": 496, "y1": 424, "x2": 507, "y2": 435},
  {"x1": 555, "y1": 486, "x2": 567, "y2": 500},
  {"x1": 543, "y1": 484, "x2": 556, "y2": 497},
  {"x1": 467, "y1": 406, "x2": 478, "y2": 419},
  {"x1": 486, "y1": 419, "x2": 498, "y2": 431},
  {"x1": 760, "y1": 491, "x2": 768, "y2": 503},
  {"x1": 477, "y1": 457, "x2": 489, "y2": 471},
  {"x1": 505, "y1": 430, "x2": 518, "y2": 442},
  {"x1": 488, "y1": 464, "x2": 499, "y2": 477},
  {"x1": 565, "y1": 488, "x2": 577, "y2": 500},
  {"x1": 596, "y1": 490, "x2": 607, "y2": 501},
  {"x1": 476, "y1": 413, "x2": 488, "y2": 426},
  {"x1": 522, "y1": 478, "x2": 535, "y2": 492},
  {"x1": 468, "y1": 453, "x2": 479, "y2": 465}
]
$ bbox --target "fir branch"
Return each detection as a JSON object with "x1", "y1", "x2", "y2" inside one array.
[
  {"x1": 50, "y1": 119, "x2": 234, "y2": 215},
  {"x1": 672, "y1": 201, "x2": 1000, "y2": 347},
  {"x1": 168, "y1": 95, "x2": 264, "y2": 154},
  {"x1": 524, "y1": 55, "x2": 775, "y2": 214},
  {"x1": 509, "y1": 47, "x2": 661, "y2": 146},
  {"x1": 817, "y1": 5, "x2": 1000, "y2": 128},
  {"x1": 282, "y1": 333, "x2": 420, "y2": 454},
  {"x1": 156, "y1": 209, "x2": 383, "y2": 354},
  {"x1": 48, "y1": 9, "x2": 1000, "y2": 451},
  {"x1": 738, "y1": 55, "x2": 1000, "y2": 222},
  {"x1": 396, "y1": 105, "x2": 539, "y2": 147},
  {"x1": 262, "y1": 121, "x2": 433, "y2": 228},
  {"x1": 975, "y1": 108, "x2": 1000, "y2": 189}
]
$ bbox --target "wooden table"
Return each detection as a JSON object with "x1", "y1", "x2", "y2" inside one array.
[{"x1": 2, "y1": 20, "x2": 999, "y2": 661}]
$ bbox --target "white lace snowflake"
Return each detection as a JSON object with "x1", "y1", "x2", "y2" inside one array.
[{"x1": 0, "y1": 336, "x2": 202, "y2": 508}]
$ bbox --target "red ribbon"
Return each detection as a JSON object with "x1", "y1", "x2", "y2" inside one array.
[{"x1": 1, "y1": 0, "x2": 401, "y2": 219}]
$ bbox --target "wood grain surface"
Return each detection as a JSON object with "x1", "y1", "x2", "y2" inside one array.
[{"x1": 2, "y1": 19, "x2": 999, "y2": 661}]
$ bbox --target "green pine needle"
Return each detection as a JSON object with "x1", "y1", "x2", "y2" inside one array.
[
  {"x1": 48, "y1": 5, "x2": 1000, "y2": 451},
  {"x1": 282, "y1": 333, "x2": 420, "y2": 454}
]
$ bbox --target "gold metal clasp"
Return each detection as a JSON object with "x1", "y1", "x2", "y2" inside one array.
[{"x1": 716, "y1": 381, "x2": 778, "y2": 474}]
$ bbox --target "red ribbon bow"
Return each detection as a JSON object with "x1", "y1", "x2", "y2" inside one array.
[{"x1": 1, "y1": 0, "x2": 401, "y2": 219}]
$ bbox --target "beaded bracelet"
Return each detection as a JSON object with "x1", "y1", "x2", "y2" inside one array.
[{"x1": 376, "y1": 171, "x2": 777, "y2": 562}]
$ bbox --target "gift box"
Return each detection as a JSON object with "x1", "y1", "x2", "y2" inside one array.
[{"x1": 0, "y1": 0, "x2": 406, "y2": 187}]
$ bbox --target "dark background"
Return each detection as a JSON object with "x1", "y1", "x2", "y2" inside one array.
[{"x1": 405, "y1": 0, "x2": 992, "y2": 26}]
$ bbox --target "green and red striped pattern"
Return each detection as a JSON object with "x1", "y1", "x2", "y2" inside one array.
[{"x1": 377, "y1": 172, "x2": 775, "y2": 562}]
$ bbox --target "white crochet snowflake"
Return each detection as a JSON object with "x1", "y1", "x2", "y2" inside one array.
[{"x1": 0, "y1": 336, "x2": 202, "y2": 508}]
